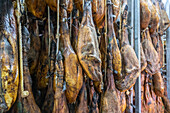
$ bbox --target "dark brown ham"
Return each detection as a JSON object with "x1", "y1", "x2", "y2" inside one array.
[
  {"x1": 140, "y1": 0, "x2": 151, "y2": 30},
  {"x1": 71, "y1": 8, "x2": 79, "y2": 52},
  {"x1": 152, "y1": 71, "x2": 164, "y2": 97},
  {"x1": 162, "y1": 96, "x2": 170, "y2": 113},
  {"x1": 52, "y1": 51, "x2": 69, "y2": 113},
  {"x1": 75, "y1": 81, "x2": 89, "y2": 113},
  {"x1": 77, "y1": 1, "x2": 102, "y2": 92},
  {"x1": 147, "y1": 0, "x2": 159, "y2": 35},
  {"x1": 59, "y1": 3, "x2": 83, "y2": 103},
  {"x1": 74, "y1": 0, "x2": 105, "y2": 28},
  {"x1": 42, "y1": 77, "x2": 54, "y2": 113},
  {"x1": 156, "y1": 1, "x2": 170, "y2": 34},
  {"x1": 9, "y1": 26, "x2": 41, "y2": 113},
  {"x1": 0, "y1": 0, "x2": 19, "y2": 111},
  {"x1": 116, "y1": 5, "x2": 140, "y2": 92},
  {"x1": 151, "y1": 35, "x2": 164, "y2": 68},
  {"x1": 100, "y1": 44, "x2": 120, "y2": 113},
  {"x1": 42, "y1": 39, "x2": 56, "y2": 113},
  {"x1": 74, "y1": 0, "x2": 83, "y2": 12},
  {"x1": 99, "y1": 28, "x2": 107, "y2": 71},
  {"x1": 101, "y1": 3, "x2": 121, "y2": 110},
  {"x1": 36, "y1": 23, "x2": 49, "y2": 89},
  {"x1": 92, "y1": 0, "x2": 105, "y2": 28},
  {"x1": 26, "y1": 0, "x2": 46, "y2": 18},
  {"x1": 144, "y1": 73, "x2": 156, "y2": 113},
  {"x1": 45, "y1": 0, "x2": 73, "y2": 12},
  {"x1": 106, "y1": 0, "x2": 122, "y2": 80},
  {"x1": 141, "y1": 29, "x2": 160, "y2": 75},
  {"x1": 27, "y1": 19, "x2": 41, "y2": 76},
  {"x1": 88, "y1": 80, "x2": 100, "y2": 113}
]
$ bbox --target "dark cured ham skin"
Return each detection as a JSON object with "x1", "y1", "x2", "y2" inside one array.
[
  {"x1": 115, "y1": 5, "x2": 140, "y2": 92},
  {"x1": 141, "y1": 29, "x2": 160, "y2": 75},
  {"x1": 26, "y1": 0, "x2": 46, "y2": 18},
  {"x1": 77, "y1": 1, "x2": 102, "y2": 92},
  {"x1": 9, "y1": 26, "x2": 41, "y2": 113},
  {"x1": 0, "y1": 0, "x2": 19, "y2": 111},
  {"x1": 60, "y1": 2, "x2": 83, "y2": 103},
  {"x1": 52, "y1": 52, "x2": 69, "y2": 113}
]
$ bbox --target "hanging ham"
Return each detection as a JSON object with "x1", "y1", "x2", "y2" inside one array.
[
  {"x1": 26, "y1": 0, "x2": 46, "y2": 18},
  {"x1": 77, "y1": 1, "x2": 102, "y2": 92},
  {"x1": 59, "y1": 2, "x2": 83, "y2": 103},
  {"x1": 115, "y1": 5, "x2": 140, "y2": 92},
  {"x1": 0, "y1": 0, "x2": 19, "y2": 111},
  {"x1": 52, "y1": 51, "x2": 69, "y2": 113}
]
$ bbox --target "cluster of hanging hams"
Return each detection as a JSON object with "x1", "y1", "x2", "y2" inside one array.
[{"x1": 0, "y1": 0, "x2": 170, "y2": 113}]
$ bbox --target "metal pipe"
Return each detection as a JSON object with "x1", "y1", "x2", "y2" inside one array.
[
  {"x1": 166, "y1": 0, "x2": 170, "y2": 100},
  {"x1": 134, "y1": 0, "x2": 141, "y2": 112}
]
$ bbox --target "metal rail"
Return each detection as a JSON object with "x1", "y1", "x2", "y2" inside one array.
[
  {"x1": 134, "y1": 0, "x2": 141, "y2": 113},
  {"x1": 166, "y1": 0, "x2": 170, "y2": 100}
]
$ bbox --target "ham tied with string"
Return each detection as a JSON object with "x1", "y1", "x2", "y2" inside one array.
[
  {"x1": 10, "y1": 26, "x2": 41, "y2": 113},
  {"x1": 52, "y1": 51, "x2": 69, "y2": 113},
  {"x1": 141, "y1": 28, "x2": 160, "y2": 75},
  {"x1": 74, "y1": 0, "x2": 105, "y2": 28},
  {"x1": 115, "y1": 5, "x2": 140, "y2": 92},
  {"x1": 59, "y1": 1, "x2": 83, "y2": 103},
  {"x1": 77, "y1": 1, "x2": 103, "y2": 93},
  {"x1": 100, "y1": 3, "x2": 121, "y2": 110}
]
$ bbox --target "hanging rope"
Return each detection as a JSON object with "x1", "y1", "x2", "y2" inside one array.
[
  {"x1": 17, "y1": 0, "x2": 29, "y2": 98},
  {"x1": 48, "y1": 6, "x2": 51, "y2": 57}
]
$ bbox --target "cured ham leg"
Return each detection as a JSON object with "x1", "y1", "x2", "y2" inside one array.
[
  {"x1": 144, "y1": 73, "x2": 156, "y2": 113},
  {"x1": 88, "y1": 80, "x2": 100, "y2": 113},
  {"x1": 152, "y1": 71, "x2": 164, "y2": 97},
  {"x1": 42, "y1": 39, "x2": 57, "y2": 113},
  {"x1": 75, "y1": 81, "x2": 89, "y2": 113},
  {"x1": 59, "y1": 2, "x2": 83, "y2": 103},
  {"x1": 26, "y1": 0, "x2": 46, "y2": 18},
  {"x1": 77, "y1": 1, "x2": 102, "y2": 92},
  {"x1": 141, "y1": 29, "x2": 160, "y2": 75},
  {"x1": 74, "y1": 0, "x2": 105, "y2": 28},
  {"x1": 151, "y1": 35, "x2": 164, "y2": 68},
  {"x1": 45, "y1": 0, "x2": 73, "y2": 13},
  {"x1": 52, "y1": 51, "x2": 69, "y2": 113},
  {"x1": 71, "y1": 8, "x2": 79, "y2": 52},
  {"x1": 10, "y1": 26, "x2": 41, "y2": 113},
  {"x1": 101, "y1": 3, "x2": 121, "y2": 110},
  {"x1": 36, "y1": 23, "x2": 49, "y2": 89},
  {"x1": 115, "y1": 5, "x2": 140, "y2": 92},
  {"x1": 100, "y1": 43, "x2": 121, "y2": 113},
  {"x1": 140, "y1": 0, "x2": 151, "y2": 30},
  {"x1": 147, "y1": 0, "x2": 159, "y2": 34},
  {"x1": 0, "y1": 0, "x2": 19, "y2": 111},
  {"x1": 92, "y1": 0, "x2": 105, "y2": 28}
]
